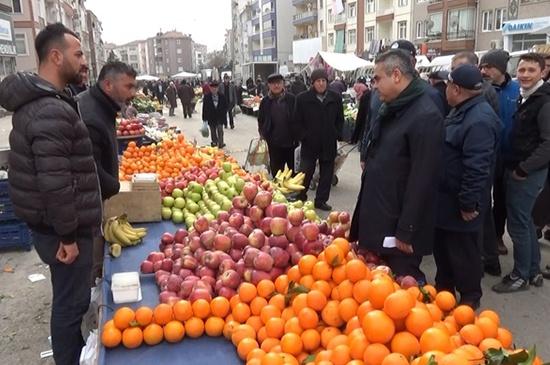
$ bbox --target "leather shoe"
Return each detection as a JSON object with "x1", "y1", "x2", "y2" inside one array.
[
  {"x1": 315, "y1": 202, "x2": 332, "y2": 211},
  {"x1": 484, "y1": 262, "x2": 502, "y2": 277}
]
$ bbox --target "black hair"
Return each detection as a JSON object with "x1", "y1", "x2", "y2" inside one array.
[
  {"x1": 98, "y1": 61, "x2": 137, "y2": 82},
  {"x1": 35, "y1": 23, "x2": 79, "y2": 64},
  {"x1": 519, "y1": 53, "x2": 545, "y2": 70},
  {"x1": 375, "y1": 49, "x2": 416, "y2": 79}
]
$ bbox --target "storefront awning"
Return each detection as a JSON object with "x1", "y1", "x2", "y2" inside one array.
[{"x1": 308, "y1": 51, "x2": 373, "y2": 72}]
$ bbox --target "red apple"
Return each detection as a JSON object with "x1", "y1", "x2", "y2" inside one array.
[
  {"x1": 231, "y1": 232, "x2": 249, "y2": 250},
  {"x1": 213, "y1": 234, "x2": 232, "y2": 252},
  {"x1": 140, "y1": 260, "x2": 154, "y2": 274},
  {"x1": 243, "y1": 182, "x2": 258, "y2": 202},
  {"x1": 260, "y1": 217, "x2": 272, "y2": 236},
  {"x1": 248, "y1": 229, "x2": 266, "y2": 248},
  {"x1": 338, "y1": 211, "x2": 351, "y2": 224},
  {"x1": 232, "y1": 196, "x2": 249, "y2": 210},
  {"x1": 248, "y1": 205, "x2": 264, "y2": 223},
  {"x1": 228, "y1": 213, "x2": 245, "y2": 229},
  {"x1": 287, "y1": 209, "x2": 305, "y2": 226},
  {"x1": 253, "y1": 191, "x2": 272, "y2": 209},
  {"x1": 302, "y1": 222, "x2": 320, "y2": 241},
  {"x1": 193, "y1": 216, "x2": 209, "y2": 233},
  {"x1": 268, "y1": 235, "x2": 289, "y2": 249}
]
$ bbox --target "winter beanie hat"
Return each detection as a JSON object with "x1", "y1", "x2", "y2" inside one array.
[{"x1": 480, "y1": 49, "x2": 510, "y2": 74}]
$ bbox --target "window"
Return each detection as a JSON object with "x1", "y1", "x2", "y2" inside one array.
[
  {"x1": 176, "y1": 39, "x2": 181, "y2": 45},
  {"x1": 348, "y1": 29, "x2": 356, "y2": 45},
  {"x1": 398, "y1": 0, "x2": 408, "y2": 7},
  {"x1": 328, "y1": 32, "x2": 334, "y2": 46},
  {"x1": 426, "y1": 12, "x2": 442, "y2": 38},
  {"x1": 12, "y1": 0, "x2": 22, "y2": 13},
  {"x1": 178, "y1": 66, "x2": 184, "y2": 72},
  {"x1": 15, "y1": 33, "x2": 27, "y2": 55},
  {"x1": 482, "y1": 10, "x2": 493, "y2": 32},
  {"x1": 398, "y1": 21, "x2": 407, "y2": 39},
  {"x1": 495, "y1": 8, "x2": 507, "y2": 31},
  {"x1": 365, "y1": 26, "x2": 374, "y2": 42},
  {"x1": 177, "y1": 48, "x2": 182, "y2": 54},
  {"x1": 129, "y1": 55, "x2": 138, "y2": 61},
  {"x1": 366, "y1": 0, "x2": 375, "y2": 13},
  {"x1": 447, "y1": 8, "x2": 475, "y2": 39},
  {"x1": 416, "y1": 20, "x2": 424, "y2": 39},
  {"x1": 320, "y1": 20, "x2": 324, "y2": 32},
  {"x1": 177, "y1": 57, "x2": 182, "y2": 63},
  {"x1": 319, "y1": 0, "x2": 323, "y2": 8},
  {"x1": 348, "y1": 2, "x2": 356, "y2": 18}
]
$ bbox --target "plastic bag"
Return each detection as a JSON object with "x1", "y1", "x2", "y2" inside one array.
[
  {"x1": 248, "y1": 139, "x2": 269, "y2": 167},
  {"x1": 79, "y1": 329, "x2": 98, "y2": 365},
  {"x1": 232, "y1": 105, "x2": 242, "y2": 116},
  {"x1": 200, "y1": 121, "x2": 210, "y2": 138},
  {"x1": 294, "y1": 145, "x2": 301, "y2": 172}
]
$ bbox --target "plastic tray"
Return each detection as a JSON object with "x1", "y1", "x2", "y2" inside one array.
[{"x1": 0, "y1": 221, "x2": 32, "y2": 251}]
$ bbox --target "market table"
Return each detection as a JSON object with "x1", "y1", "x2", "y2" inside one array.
[{"x1": 98, "y1": 220, "x2": 241, "y2": 365}]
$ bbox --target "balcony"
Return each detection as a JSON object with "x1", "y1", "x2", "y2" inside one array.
[
  {"x1": 293, "y1": 31, "x2": 319, "y2": 40},
  {"x1": 333, "y1": 13, "x2": 346, "y2": 24},
  {"x1": 293, "y1": 10, "x2": 318, "y2": 26},
  {"x1": 447, "y1": 29, "x2": 475, "y2": 40}
]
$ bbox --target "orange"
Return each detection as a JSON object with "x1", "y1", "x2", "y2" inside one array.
[
  {"x1": 261, "y1": 304, "x2": 282, "y2": 325},
  {"x1": 103, "y1": 319, "x2": 116, "y2": 330},
  {"x1": 327, "y1": 334, "x2": 349, "y2": 350},
  {"x1": 266, "y1": 317, "x2": 285, "y2": 339},
  {"x1": 391, "y1": 331, "x2": 421, "y2": 358},
  {"x1": 312, "y1": 260, "x2": 333, "y2": 281},
  {"x1": 321, "y1": 326, "x2": 342, "y2": 348},
  {"x1": 383, "y1": 289, "x2": 415, "y2": 320},
  {"x1": 426, "y1": 303, "x2": 444, "y2": 322},
  {"x1": 459, "y1": 324, "x2": 484, "y2": 346},
  {"x1": 332, "y1": 264, "x2": 347, "y2": 284},
  {"x1": 298, "y1": 255, "x2": 317, "y2": 275},
  {"x1": 246, "y1": 316, "x2": 264, "y2": 334},
  {"x1": 283, "y1": 316, "x2": 302, "y2": 335},
  {"x1": 287, "y1": 265, "x2": 301, "y2": 283},
  {"x1": 435, "y1": 291, "x2": 456, "y2": 312},
  {"x1": 192, "y1": 299, "x2": 211, "y2": 319},
  {"x1": 456, "y1": 344, "x2": 484, "y2": 364},
  {"x1": 332, "y1": 237, "x2": 351, "y2": 257},
  {"x1": 233, "y1": 302, "x2": 252, "y2": 323},
  {"x1": 280, "y1": 332, "x2": 303, "y2": 356},
  {"x1": 421, "y1": 285, "x2": 437, "y2": 302},
  {"x1": 275, "y1": 275, "x2": 289, "y2": 294},
  {"x1": 369, "y1": 277, "x2": 396, "y2": 309},
  {"x1": 223, "y1": 319, "x2": 239, "y2": 340},
  {"x1": 321, "y1": 300, "x2": 344, "y2": 327},
  {"x1": 121, "y1": 326, "x2": 143, "y2": 349},
  {"x1": 135, "y1": 306, "x2": 154, "y2": 327},
  {"x1": 306, "y1": 289, "x2": 327, "y2": 311},
  {"x1": 261, "y1": 352, "x2": 284, "y2": 365},
  {"x1": 345, "y1": 316, "x2": 362, "y2": 335},
  {"x1": 231, "y1": 323, "x2": 256, "y2": 346},
  {"x1": 299, "y1": 274, "x2": 315, "y2": 289},
  {"x1": 453, "y1": 305, "x2": 475, "y2": 327},
  {"x1": 269, "y1": 293, "x2": 286, "y2": 311},
  {"x1": 381, "y1": 353, "x2": 409, "y2": 365},
  {"x1": 478, "y1": 338, "x2": 503, "y2": 352},
  {"x1": 257, "y1": 326, "x2": 268, "y2": 344},
  {"x1": 416, "y1": 351, "x2": 445, "y2": 365},
  {"x1": 405, "y1": 308, "x2": 434, "y2": 338},
  {"x1": 261, "y1": 337, "x2": 281, "y2": 352},
  {"x1": 298, "y1": 307, "x2": 319, "y2": 330},
  {"x1": 331, "y1": 344, "x2": 352, "y2": 365},
  {"x1": 478, "y1": 310, "x2": 500, "y2": 327},
  {"x1": 173, "y1": 300, "x2": 193, "y2": 322},
  {"x1": 101, "y1": 326, "x2": 122, "y2": 348},
  {"x1": 153, "y1": 303, "x2": 173, "y2": 326},
  {"x1": 312, "y1": 280, "x2": 332, "y2": 298},
  {"x1": 239, "y1": 282, "x2": 258, "y2": 303},
  {"x1": 163, "y1": 320, "x2": 185, "y2": 343},
  {"x1": 419, "y1": 327, "x2": 452, "y2": 353},
  {"x1": 281, "y1": 307, "x2": 296, "y2": 323},
  {"x1": 250, "y1": 297, "x2": 269, "y2": 316},
  {"x1": 301, "y1": 328, "x2": 321, "y2": 352},
  {"x1": 210, "y1": 297, "x2": 230, "y2": 318},
  {"x1": 205, "y1": 316, "x2": 225, "y2": 337},
  {"x1": 438, "y1": 353, "x2": 470, "y2": 365},
  {"x1": 357, "y1": 301, "x2": 375, "y2": 322},
  {"x1": 496, "y1": 327, "x2": 513, "y2": 349},
  {"x1": 349, "y1": 333, "x2": 368, "y2": 360},
  {"x1": 247, "y1": 348, "x2": 266, "y2": 361},
  {"x1": 142, "y1": 323, "x2": 163, "y2": 345},
  {"x1": 346, "y1": 259, "x2": 368, "y2": 283},
  {"x1": 363, "y1": 343, "x2": 391, "y2": 365},
  {"x1": 362, "y1": 310, "x2": 395, "y2": 344},
  {"x1": 353, "y1": 279, "x2": 371, "y2": 303},
  {"x1": 291, "y1": 293, "x2": 308, "y2": 315},
  {"x1": 475, "y1": 317, "x2": 498, "y2": 339},
  {"x1": 337, "y1": 279, "x2": 355, "y2": 299},
  {"x1": 237, "y1": 338, "x2": 259, "y2": 360},
  {"x1": 185, "y1": 317, "x2": 205, "y2": 338},
  {"x1": 324, "y1": 244, "x2": 345, "y2": 267},
  {"x1": 113, "y1": 307, "x2": 136, "y2": 330},
  {"x1": 339, "y1": 297, "x2": 359, "y2": 322},
  {"x1": 257, "y1": 279, "x2": 275, "y2": 298}
]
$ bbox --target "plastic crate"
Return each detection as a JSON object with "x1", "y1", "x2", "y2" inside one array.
[
  {"x1": 0, "y1": 180, "x2": 17, "y2": 222},
  {"x1": 0, "y1": 221, "x2": 32, "y2": 251}
]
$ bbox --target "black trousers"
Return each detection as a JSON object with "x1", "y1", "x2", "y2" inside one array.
[
  {"x1": 267, "y1": 143, "x2": 295, "y2": 177},
  {"x1": 300, "y1": 154, "x2": 335, "y2": 204},
  {"x1": 381, "y1": 253, "x2": 426, "y2": 284},
  {"x1": 434, "y1": 228, "x2": 483, "y2": 305},
  {"x1": 182, "y1": 102, "x2": 193, "y2": 118},
  {"x1": 493, "y1": 171, "x2": 507, "y2": 239},
  {"x1": 225, "y1": 110, "x2": 234, "y2": 128},
  {"x1": 32, "y1": 229, "x2": 93, "y2": 365},
  {"x1": 208, "y1": 122, "x2": 224, "y2": 147},
  {"x1": 479, "y1": 195, "x2": 500, "y2": 267}
]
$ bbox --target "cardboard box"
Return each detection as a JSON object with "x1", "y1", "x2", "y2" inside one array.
[{"x1": 103, "y1": 181, "x2": 161, "y2": 223}]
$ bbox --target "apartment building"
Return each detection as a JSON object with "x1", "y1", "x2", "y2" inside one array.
[
  {"x1": 476, "y1": 0, "x2": 550, "y2": 52},
  {"x1": 193, "y1": 42, "x2": 207, "y2": 71},
  {"x1": 0, "y1": 0, "x2": 16, "y2": 80},
  {"x1": 86, "y1": 9, "x2": 103, "y2": 81},
  {"x1": 112, "y1": 40, "x2": 149, "y2": 75},
  {"x1": 146, "y1": 31, "x2": 193, "y2": 77},
  {"x1": 292, "y1": 0, "x2": 321, "y2": 69}
]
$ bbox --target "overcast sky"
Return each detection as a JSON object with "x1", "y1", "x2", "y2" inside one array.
[{"x1": 86, "y1": 0, "x2": 231, "y2": 51}]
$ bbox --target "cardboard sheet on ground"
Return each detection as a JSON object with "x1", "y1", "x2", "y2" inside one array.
[{"x1": 99, "y1": 221, "x2": 241, "y2": 365}]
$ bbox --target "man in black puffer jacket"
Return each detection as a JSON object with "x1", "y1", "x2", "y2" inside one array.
[
  {"x1": 0, "y1": 23, "x2": 101, "y2": 365},
  {"x1": 78, "y1": 61, "x2": 137, "y2": 283}
]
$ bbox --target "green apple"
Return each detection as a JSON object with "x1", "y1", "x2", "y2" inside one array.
[
  {"x1": 304, "y1": 201, "x2": 315, "y2": 210},
  {"x1": 227, "y1": 175, "x2": 237, "y2": 187},
  {"x1": 221, "y1": 199, "x2": 232, "y2": 212},
  {"x1": 188, "y1": 202, "x2": 200, "y2": 214},
  {"x1": 162, "y1": 196, "x2": 175, "y2": 208},
  {"x1": 226, "y1": 187, "x2": 237, "y2": 198},
  {"x1": 192, "y1": 184, "x2": 203, "y2": 194},
  {"x1": 222, "y1": 161, "x2": 232, "y2": 173},
  {"x1": 161, "y1": 207, "x2": 172, "y2": 220},
  {"x1": 204, "y1": 213, "x2": 215, "y2": 222},
  {"x1": 190, "y1": 192, "x2": 202, "y2": 203},
  {"x1": 172, "y1": 210, "x2": 184, "y2": 224},
  {"x1": 174, "y1": 197, "x2": 186, "y2": 209},
  {"x1": 185, "y1": 217, "x2": 195, "y2": 227},
  {"x1": 172, "y1": 188, "x2": 184, "y2": 198},
  {"x1": 304, "y1": 209, "x2": 317, "y2": 221},
  {"x1": 234, "y1": 178, "x2": 245, "y2": 193},
  {"x1": 273, "y1": 193, "x2": 287, "y2": 203},
  {"x1": 292, "y1": 200, "x2": 304, "y2": 208}
]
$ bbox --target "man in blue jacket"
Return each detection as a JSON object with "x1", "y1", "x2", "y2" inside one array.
[
  {"x1": 480, "y1": 50, "x2": 521, "y2": 258},
  {"x1": 434, "y1": 65, "x2": 502, "y2": 309}
]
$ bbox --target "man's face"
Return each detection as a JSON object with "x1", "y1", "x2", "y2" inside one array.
[
  {"x1": 210, "y1": 85, "x2": 218, "y2": 94},
  {"x1": 58, "y1": 34, "x2": 86, "y2": 85},
  {"x1": 268, "y1": 79, "x2": 284, "y2": 95},
  {"x1": 372, "y1": 63, "x2": 401, "y2": 103},
  {"x1": 224, "y1": 77, "x2": 230, "y2": 84},
  {"x1": 313, "y1": 78, "x2": 327, "y2": 94},
  {"x1": 516, "y1": 59, "x2": 543, "y2": 90},
  {"x1": 104, "y1": 74, "x2": 137, "y2": 104},
  {"x1": 542, "y1": 58, "x2": 550, "y2": 81},
  {"x1": 451, "y1": 57, "x2": 469, "y2": 71},
  {"x1": 445, "y1": 81, "x2": 460, "y2": 107},
  {"x1": 480, "y1": 64, "x2": 503, "y2": 83}
]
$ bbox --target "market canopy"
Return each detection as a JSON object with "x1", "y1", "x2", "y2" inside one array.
[
  {"x1": 136, "y1": 75, "x2": 159, "y2": 81},
  {"x1": 308, "y1": 51, "x2": 373, "y2": 72},
  {"x1": 172, "y1": 71, "x2": 200, "y2": 79}
]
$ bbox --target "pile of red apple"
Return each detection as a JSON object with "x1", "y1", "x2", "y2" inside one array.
[
  {"x1": 159, "y1": 162, "x2": 221, "y2": 198},
  {"x1": 117, "y1": 118, "x2": 145, "y2": 137}
]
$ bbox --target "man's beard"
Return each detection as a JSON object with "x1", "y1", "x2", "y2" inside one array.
[{"x1": 62, "y1": 62, "x2": 82, "y2": 85}]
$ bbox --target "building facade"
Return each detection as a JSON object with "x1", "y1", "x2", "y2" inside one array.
[
  {"x1": 292, "y1": 0, "x2": 322, "y2": 70},
  {"x1": 0, "y1": 0, "x2": 16, "y2": 80},
  {"x1": 86, "y1": 9, "x2": 103, "y2": 81},
  {"x1": 146, "y1": 31, "x2": 193, "y2": 77},
  {"x1": 193, "y1": 42, "x2": 207, "y2": 72},
  {"x1": 112, "y1": 40, "x2": 149, "y2": 75}
]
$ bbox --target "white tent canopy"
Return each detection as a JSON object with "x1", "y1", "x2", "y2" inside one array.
[
  {"x1": 171, "y1": 71, "x2": 200, "y2": 79},
  {"x1": 136, "y1": 75, "x2": 159, "y2": 81},
  {"x1": 308, "y1": 51, "x2": 373, "y2": 72}
]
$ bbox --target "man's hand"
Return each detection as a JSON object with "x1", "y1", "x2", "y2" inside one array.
[
  {"x1": 396, "y1": 238, "x2": 414, "y2": 254},
  {"x1": 460, "y1": 210, "x2": 479, "y2": 221},
  {"x1": 360, "y1": 161, "x2": 366, "y2": 171},
  {"x1": 512, "y1": 170, "x2": 527, "y2": 181},
  {"x1": 56, "y1": 242, "x2": 79, "y2": 264}
]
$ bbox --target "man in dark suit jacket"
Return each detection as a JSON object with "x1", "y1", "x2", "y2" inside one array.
[{"x1": 202, "y1": 80, "x2": 228, "y2": 148}]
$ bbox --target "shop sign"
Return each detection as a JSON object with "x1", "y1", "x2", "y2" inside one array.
[
  {"x1": 0, "y1": 43, "x2": 16, "y2": 56},
  {"x1": 502, "y1": 16, "x2": 550, "y2": 35},
  {"x1": 502, "y1": 21, "x2": 534, "y2": 33}
]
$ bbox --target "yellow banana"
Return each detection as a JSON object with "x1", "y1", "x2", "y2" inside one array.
[
  {"x1": 277, "y1": 186, "x2": 291, "y2": 194},
  {"x1": 110, "y1": 219, "x2": 133, "y2": 246},
  {"x1": 119, "y1": 220, "x2": 147, "y2": 238},
  {"x1": 102, "y1": 218, "x2": 118, "y2": 243},
  {"x1": 283, "y1": 180, "x2": 305, "y2": 191}
]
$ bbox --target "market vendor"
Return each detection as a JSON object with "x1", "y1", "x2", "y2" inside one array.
[
  {"x1": 78, "y1": 61, "x2": 137, "y2": 283},
  {"x1": 202, "y1": 80, "x2": 228, "y2": 148}
]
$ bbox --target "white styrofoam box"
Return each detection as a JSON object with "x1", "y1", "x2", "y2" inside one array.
[
  {"x1": 132, "y1": 173, "x2": 157, "y2": 183},
  {"x1": 111, "y1": 271, "x2": 142, "y2": 304}
]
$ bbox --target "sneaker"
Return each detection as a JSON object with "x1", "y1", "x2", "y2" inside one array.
[
  {"x1": 483, "y1": 262, "x2": 502, "y2": 277},
  {"x1": 492, "y1": 274, "x2": 529, "y2": 293},
  {"x1": 230, "y1": 125, "x2": 235, "y2": 129},
  {"x1": 315, "y1": 202, "x2": 332, "y2": 211},
  {"x1": 530, "y1": 273, "x2": 544, "y2": 287}
]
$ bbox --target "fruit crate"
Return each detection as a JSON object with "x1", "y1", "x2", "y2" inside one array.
[
  {"x1": 0, "y1": 179, "x2": 17, "y2": 222},
  {"x1": 0, "y1": 221, "x2": 32, "y2": 251}
]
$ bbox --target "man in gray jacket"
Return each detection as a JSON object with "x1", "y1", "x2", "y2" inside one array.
[
  {"x1": 0, "y1": 23, "x2": 102, "y2": 365},
  {"x1": 219, "y1": 74, "x2": 237, "y2": 129}
]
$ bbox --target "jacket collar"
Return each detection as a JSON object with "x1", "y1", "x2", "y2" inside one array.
[
  {"x1": 89, "y1": 84, "x2": 121, "y2": 116},
  {"x1": 305, "y1": 88, "x2": 335, "y2": 104},
  {"x1": 445, "y1": 95, "x2": 486, "y2": 124}
]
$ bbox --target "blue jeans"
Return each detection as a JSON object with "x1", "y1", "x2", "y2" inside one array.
[
  {"x1": 32, "y1": 230, "x2": 93, "y2": 365},
  {"x1": 505, "y1": 168, "x2": 548, "y2": 280}
]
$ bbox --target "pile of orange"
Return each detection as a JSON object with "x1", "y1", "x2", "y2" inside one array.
[
  {"x1": 102, "y1": 238, "x2": 543, "y2": 365},
  {"x1": 118, "y1": 134, "x2": 243, "y2": 181}
]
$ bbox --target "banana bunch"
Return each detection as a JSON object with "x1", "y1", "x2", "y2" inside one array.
[
  {"x1": 103, "y1": 214, "x2": 147, "y2": 257},
  {"x1": 274, "y1": 164, "x2": 306, "y2": 194}
]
